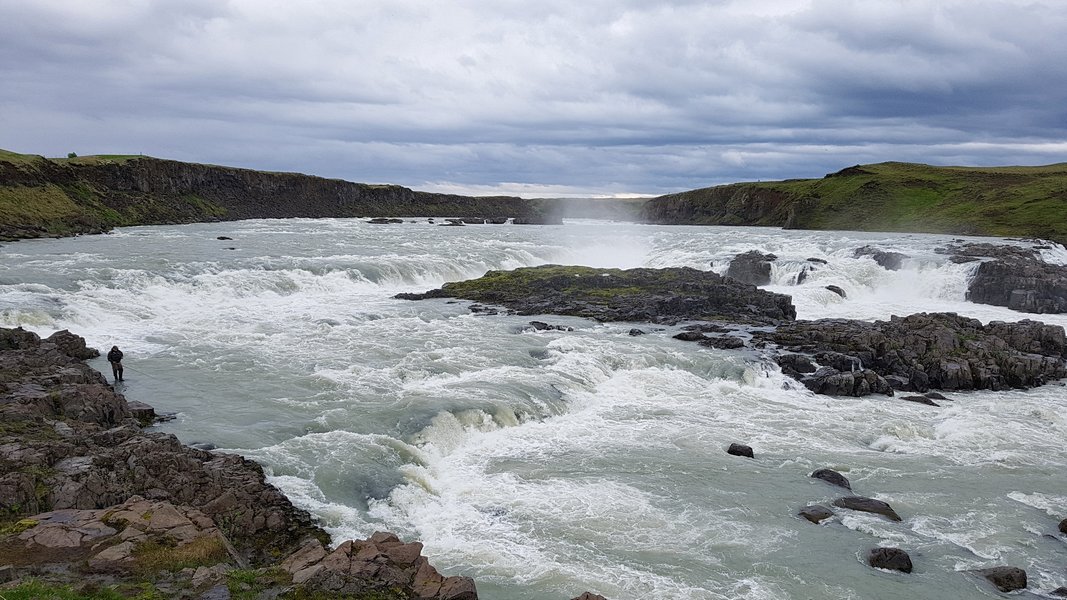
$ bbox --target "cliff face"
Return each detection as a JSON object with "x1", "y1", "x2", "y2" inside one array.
[
  {"x1": 639, "y1": 183, "x2": 793, "y2": 226},
  {"x1": 0, "y1": 150, "x2": 554, "y2": 240}
]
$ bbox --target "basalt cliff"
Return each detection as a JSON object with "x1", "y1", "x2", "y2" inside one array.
[{"x1": 0, "y1": 149, "x2": 559, "y2": 241}]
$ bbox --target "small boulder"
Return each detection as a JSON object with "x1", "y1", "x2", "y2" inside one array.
[
  {"x1": 868, "y1": 547, "x2": 912, "y2": 573},
  {"x1": 811, "y1": 468, "x2": 851, "y2": 490},
  {"x1": 1059, "y1": 518, "x2": 1067, "y2": 535},
  {"x1": 216, "y1": 236, "x2": 232, "y2": 240},
  {"x1": 854, "y1": 246, "x2": 908, "y2": 270},
  {"x1": 978, "y1": 566, "x2": 1027, "y2": 592},
  {"x1": 673, "y1": 331, "x2": 707, "y2": 342},
  {"x1": 832, "y1": 496, "x2": 902, "y2": 521},
  {"x1": 699, "y1": 335, "x2": 745, "y2": 350},
  {"x1": 798, "y1": 505, "x2": 834, "y2": 524},
  {"x1": 1050, "y1": 587, "x2": 1067, "y2": 597},
  {"x1": 628, "y1": 328, "x2": 646, "y2": 336},
  {"x1": 825, "y1": 285, "x2": 847, "y2": 298},
  {"x1": 726, "y1": 443, "x2": 754, "y2": 458},
  {"x1": 807, "y1": 257, "x2": 828, "y2": 264},
  {"x1": 900, "y1": 395, "x2": 940, "y2": 407},
  {"x1": 571, "y1": 594, "x2": 608, "y2": 600}
]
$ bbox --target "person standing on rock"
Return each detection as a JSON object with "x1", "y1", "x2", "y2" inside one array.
[{"x1": 107, "y1": 345, "x2": 124, "y2": 382}]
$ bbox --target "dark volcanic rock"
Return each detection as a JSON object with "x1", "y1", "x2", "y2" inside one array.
[
  {"x1": 901, "y1": 395, "x2": 940, "y2": 407},
  {"x1": 977, "y1": 566, "x2": 1027, "y2": 592},
  {"x1": 527, "y1": 321, "x2": 573, "y2": 332},
  {"x1": 45, "y1": 329, "x2": 100, "y2": 359},
  {"x1": 760, "y1": 312, "x2": 1067, "y2": 394},
  {"x1": 854, "y1": 246, "x2": 908, "y2": 270},
  {"x1": 811, "y1": 468, "x2": 851, "y2": 490},
  {"x1": 799, "y1": 366, "x2": 893, "y2": 397},
  {"x1": 726, "y1": 250, "x2": 777, "y2": 286},
  {"x1": 0, "y1": 327, "x2": 326, "y2": 565},
  {"x1": 1059, "y1": 518, "x2": 1067, "y2": 534},
  {"x1": 833, "y1": 496, "x2": 902, "y2": 521},
  {"x1": 798, "y1": 505, "x2": 834, "y2": 524},
  {"x1": 628, "y1": 328, "x2": 646, "y2": 336},
  {"x1": 571, "y1": 594, "x2": 608, "y2": 600},
  {"x1": 868, "y1": 547, "x2": 912, "y2": 573},
  {"x1": 726, "y1": 443, "x2": 754, "y2": 458},
  {"x1": 699, "y1": 335, "x2": 745, "y2": 350},
  {"x1": 825, "y1": 285, "x2": 847, "y2": 298},
  {"x1": 674, "y1": 331, "x2": 708, "y2": 342},
  {"x1": 1052, "y1": 587, "x2": 1067, "y2": 597},
  {"x1": 397, "y1": 265, "x2": 797, "y2": 326},
  {"x1": 942, "y1": 242, "x2": 1067, "y2": 313},
  {"x1": 368, "y1": 217, "x2": 404, "y2": 224}
]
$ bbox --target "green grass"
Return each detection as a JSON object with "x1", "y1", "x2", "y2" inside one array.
[
  {"x1": 645, "y1": 161, "x2": 1067, "y2": 243},
  {"x1": 130, "y1": 535, "x2": 230, "y2": 577},
  {"x1": 0, "y1": 580, "x2": 162, "y2": 600}
]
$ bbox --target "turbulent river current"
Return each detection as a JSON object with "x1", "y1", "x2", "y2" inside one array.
[{"x1": 2, "y1": 219, "x2": 1066, "y2": 599}]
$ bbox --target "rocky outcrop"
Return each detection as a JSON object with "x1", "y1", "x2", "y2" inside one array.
[
  {"x1": 0, "y1": 327, "x2": 325, "y2": 563},
  {"x1": 726, "y1": 251, "x2": 776, "y2": 285},
  {"x1": 397, "y1": 265, "x2": 797, "y2": 325},
  {"x1": 760, "y1": 313, "x2": 1067, "y2": 394},
  {"x1": 940, "y1": 242, "x2": 1067, "y2": 314},
  {"x1": 0, "y1": 327, "x2": 477, "y2": 598},
  {"x1": 279, "y1": 534, "x2": 477, "y2": 599},
  {"x1": 868, "y1": 547, "x2": 912, "y2": 573}
]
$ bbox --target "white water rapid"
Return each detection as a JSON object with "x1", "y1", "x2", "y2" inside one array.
[{"x1": 2, "y1": 219, "x2": 1065, "y2": 599}]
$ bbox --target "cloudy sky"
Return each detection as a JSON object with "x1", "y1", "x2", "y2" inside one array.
[{"x1": 1, "y1": 0, "x2": 1065, "y2": 197}]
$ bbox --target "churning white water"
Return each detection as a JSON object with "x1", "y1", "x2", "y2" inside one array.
[{"x1": 2, "y1": 219, "x2": 1065, "y2": 599}]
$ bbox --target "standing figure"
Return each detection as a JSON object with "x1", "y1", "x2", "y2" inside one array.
[{"x1": 107, "y1": 345, "x2": 124, "y2": 383}]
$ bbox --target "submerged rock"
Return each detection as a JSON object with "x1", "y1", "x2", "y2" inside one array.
[
  {"x1": 832, "y1": 496, "x2": 902, "y2": 521},
  {"x1": 867, "y1": 547, "x2": 912, "y2": 573},
  {"x1": 854, "y1": 246, "x2": 908, "y2": 270},
  {"x1": 798, "y1": 505, "x2": 834, "y2": 524},
  {"x1": 811, "y1": 468, "x2": 851, "y2": 490},
  {"x1": 900, "y1": 395, "x2": 940, "y2": 407},
  {"x1": 1059, "y1": 518, "x2": 1067, "y2": 535},
  {"x1": 825, "y1": 285, "x2": 847, "y2": 298},
  {"x1": 368, "y1": 217, "x2": 404, "y2": 224},
  {"x1": 571, "y1": 594, "x2": 609, "y2": 600},
  {"x1": 977, "y1": 566, "x2": 1027, "y2": 592},
  {"x1": 397, "y1": 265, "x2": 796, "y2": 325},
  {"x1": 726, "y1": 250, "x2": 778, "y2": 286}
]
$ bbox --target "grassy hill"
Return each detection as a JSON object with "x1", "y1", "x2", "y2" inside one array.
[
  {"x1": 642, "y1": 162, "x2": 1067, "y2": 243},
  {"x1": 0, "y1": 149, "x2": 550, "y2": 241}
]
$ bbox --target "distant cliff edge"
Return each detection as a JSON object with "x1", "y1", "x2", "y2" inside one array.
[
  {"x1": 641, "y1": 162, "x2": 1067, "y2": 244},
  {"x1": 0, "y1": 149, "x2": 559, "y2": 241}
]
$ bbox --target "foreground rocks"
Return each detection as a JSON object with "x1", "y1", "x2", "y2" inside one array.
[
  {"x1": 977, "y1": 566, "x2": 1027, "y2": 592},
  {"x1": 868, "y1": 547, "x2": 912, "y2": 573},
  {"x1": 0, "y1": 327, "x2": 480, "y2": 599},
  {"x1": 940, "y1": 242, "x2": 1067, "y2": 314},
  {"x1": 398, "y1": 265, "x2": 797, "y2": 325},
  {"x1": 761, "y1": 312, "x2": 1067, "y2": 394}
]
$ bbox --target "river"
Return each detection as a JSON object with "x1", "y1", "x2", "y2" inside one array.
[{"x1": 1, "y1": 219, "x2": 1065, "y2": 599}]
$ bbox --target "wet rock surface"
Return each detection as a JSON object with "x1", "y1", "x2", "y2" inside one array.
[
  {"x1": 798, "y1": 505, "x2": 834, "y2": 524},
  {"x1": 867, "y1": 547, "x2": 912, "y2": 573},
  {"x1": 977, "y1": 566, "x2": 1027, "y2": 592},
  {"x1": 398, "y1": 265, "x2": 797, "y2": 325},
  {"x1": 940, "y1": 242, "x2": 1067, "y2": 313},
  {"x1": 726, "y1": 443, "x2": 754, "y2": 458},
  {"x1": 853, "y1": 246, "x2": 908, "y2": 270},
  {"x1": 726, "y1": 250, "x2": 777, "y2": 285},
  {"x1": 832, "y1": 496, "x2": 902, "y2": 522},
  {"x1": 811, "y1": 469, "x2": 851, "y2": 490},
  {"x1": 761, "y1": 312, "x2": 1067, "y2": 394}
]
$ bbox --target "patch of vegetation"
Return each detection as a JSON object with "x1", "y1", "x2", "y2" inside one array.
[
  {"x1": 131, "y1": 535, "x2": 230, "y2": 577},
  {"x1": 0, "y1": 518, "x2": 38, "y2": 536},
  {"x1": 0, "y1": 580, "x2": 162, "y2": 600},
  {"x1": 226, "y1": 568, "x2": 291, "y2": 600}
]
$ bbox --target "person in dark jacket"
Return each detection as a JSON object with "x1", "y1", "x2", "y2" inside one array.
[{"x1": 107, "y1": 346, "x2": 124, "y2": 382}]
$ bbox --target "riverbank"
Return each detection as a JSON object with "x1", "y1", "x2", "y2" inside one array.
[{"x1": 0, "y1": 327, "x2": 484, "y2": 599}]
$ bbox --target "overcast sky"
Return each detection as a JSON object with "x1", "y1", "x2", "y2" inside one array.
[{"x1": 1, "y1": 0, "x2": 1065, "y2": 197}]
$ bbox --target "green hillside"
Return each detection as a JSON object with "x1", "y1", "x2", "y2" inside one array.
[{"x1": 643, "y1": 162, "x2": 1067, "y2": 243}]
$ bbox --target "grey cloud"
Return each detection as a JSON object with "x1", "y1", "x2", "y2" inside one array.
[{"x1": 1, "y1": 0, "x2": 1065, "y2": 196}]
